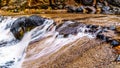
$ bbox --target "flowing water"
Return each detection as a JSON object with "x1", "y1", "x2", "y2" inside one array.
[{"x1": 0, "y1": 16, "x2": 117, "y2": 68}]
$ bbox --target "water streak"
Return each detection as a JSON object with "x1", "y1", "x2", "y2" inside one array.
[{"x1": 0, "y1": 16, "x2": 96, "y2": 68}]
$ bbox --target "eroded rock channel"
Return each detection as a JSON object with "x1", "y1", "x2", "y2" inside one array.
[{"x1": 0, "y1": 15, "x2": 120, "y2": 68}]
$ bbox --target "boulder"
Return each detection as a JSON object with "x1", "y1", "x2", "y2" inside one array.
[
  {"x1": 10, "y1": 17, "x2": 28, "y2": 40},
  {"x1": 56, "y1": 22, "x2": 82, "y2": 36},
  {"x1": 10, "y1": 15, "x2": 45, "y2": 40},
  {"x1": 28, "y1": 15, "x2": 45, "y2": 26}
]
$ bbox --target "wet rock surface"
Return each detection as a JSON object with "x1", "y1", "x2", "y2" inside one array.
[
  {"x1": 0, "y1": 16, "x2": 4, "y2": 22},
  {"x1": 10, "y1": 15, "x2": 46, "y2": 40},
  {"x1": 23, "y1": 38, "x2": 118, "y2": 68},
  {"x1": 55, "y1": 19, "x2": 120, "y2": 48},
  {"x1": 20, "y1": 15, "x2": 120, "y2": 68},
  {"x1": 116, "y1": 55, "x2": 120, "y2": 61},
  {"x1": 1, "y1": 14, "x2": 120, "y2": 68},
  {"x1": 56, "y1": 22, "x2": 84, "y2": 35}
]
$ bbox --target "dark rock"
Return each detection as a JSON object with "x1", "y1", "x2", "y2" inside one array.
[
  {"x1": 0, "y1": 41, "x2": 7, "y2": 47},
  {"x1": 96, "y1": 34, "x2": 104, "y2": 40},
  {"x1": 59, "y1": 27, "x2": 78, "y2": 35},
  {"x1": 0, "y1": 66, "x2": 8, "y2": 68},
  {"x1": 10, "y1": 15, "x2": 45, "y2": 40},
  {"x1": 10, "y1": 17, "x2": 27, "y2": 40},
  {"x1": 0, "y1": 61, "x2": 15, "y2": 68},
  {"x1": 74, "y1": 0, "x2": 81, "y2": 3},
  {"x1": 76, "y1": 7, "x2": 83, "y2": 13},
  {"x1": 63, "y1": 34, "x2": 69, "y2": 38},
  {"x1": 84, "y1": 30, "x2": 88, "y2": 33},
  {"x1": 5, "y1": 61, "x2": 15, "y2": 66},
  {"x1": 91, "y1": 25, "x2": 98, "y2": 30},
  {"x1": 86, "y1": 24, "x2": 92, "y2": 28},
  {"x1": 57, "y1": 22, "x2": 81, "y2": 35},
  {"x1": 110, "y1": 40, "x2": 120, "y2": 47},
  {"x1": 97, "y1": 33, "x2": 113, "y2": 42},
  {"x1": 0, "y1": 16, "x2": 4, "y2": 22},
  {"x1": 103, "y1": 36, "x2": 111, "y2": 42},
  {"x1": 88, "y1": 29, "x2": 93, "y2": 33},
  {"x1": 88, "y1": 29, "x2": 97, "y2": 33},
  {"x1": 107, "y1": 0, "x2": 120, "y2": 7},
  {"x1": 110, "y1": 7, "x2": 120, "y2": 14},
  {"x1": 53, "y1": 22, "x2": 56, "y2": 26},
  {"x1": 28, "y1": 15, "x2": 45, "y2": 26},
  {"x1": 86, "y1": 25, "x2": 98, "y2": 29},
  {"x1": 81, "y1": 0, "x2": 93, "y2": 6}
]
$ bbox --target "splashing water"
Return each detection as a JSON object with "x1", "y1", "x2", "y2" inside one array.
[
  {"x1": 0, "y1": 16, "x2": 96, "y2": 68},
  {"x1": 0, "y1": 16, "x2": 55, "y2": 68}
]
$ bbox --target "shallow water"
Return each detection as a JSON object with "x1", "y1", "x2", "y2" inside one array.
[
  {"x1": 0, "y1": 17, "x2": 55, "y2": 68},
  {"x1": 0, "y1": 15, "x2": 118, "y2": 68}
]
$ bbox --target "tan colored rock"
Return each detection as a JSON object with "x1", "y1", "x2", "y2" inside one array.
[
  {"x1": 116, "y1": 26, "x2": 120, "y2": 33},
  {"x1": 114, "y1": 46, "x2": 120, "y2": 54},
  {"x1": 22, "y1": 37, "x2": 118, "y2": 68}
]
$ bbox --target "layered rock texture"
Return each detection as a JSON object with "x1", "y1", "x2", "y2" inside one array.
[{"x1": 20, "y1": 14, "x2": 120, "y2": 68}]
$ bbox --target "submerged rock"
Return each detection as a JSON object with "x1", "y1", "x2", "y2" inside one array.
[
  {"x1": 0, "y1": 16, "x2": 4, "y2": 22},
  {"x1": 5, "y1": 61, "x2": 15, "y2": 67}
]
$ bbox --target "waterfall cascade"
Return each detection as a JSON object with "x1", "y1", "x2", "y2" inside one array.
[{"x1": 0, "y1": 15, "x2": 119, "y2": 68}]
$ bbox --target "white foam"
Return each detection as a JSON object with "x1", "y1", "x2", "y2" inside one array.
[
  {"x1": 0, "y1": 17, "x2": 96, "y2": 68},
  {"x1": 0, "y1": 18, "x2": 55, "y2": 68}
]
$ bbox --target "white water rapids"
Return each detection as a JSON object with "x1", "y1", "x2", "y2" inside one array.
[{"x1": 0, "y1": 16, "x2": 96, "y2": 68}]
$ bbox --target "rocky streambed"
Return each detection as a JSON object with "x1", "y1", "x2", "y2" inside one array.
[
  {"x1": 22, "y1": 14, "x2": 120, "y2": 68},
  {"x1": 0, "y1": 14, "x2": 120, "y2": 68}
]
